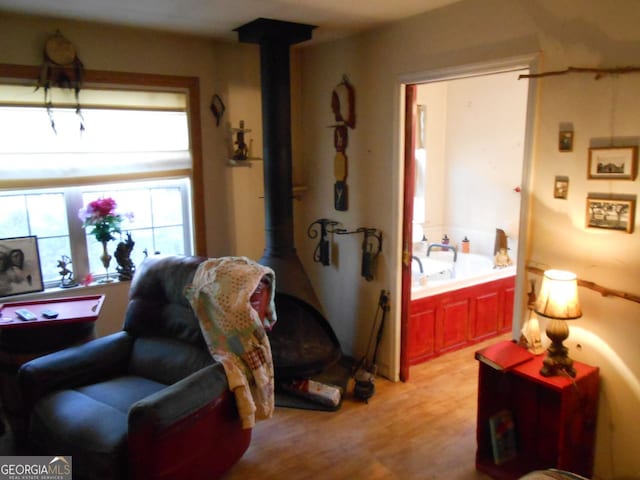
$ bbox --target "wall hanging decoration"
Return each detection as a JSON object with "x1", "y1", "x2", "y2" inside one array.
[
  {"x1": 588, "y1": 146, "x2": 638, "y2": 180},
  {"x1": 329, "y1": 75, "x2": 356, "y2": 211},
  {"x1": 586, "y1": 194, "x2": 635, "y2": 233},
  {"x1": 307, "y1": 218, "x2": 341, "y2": 266},
  {"x1": 558, "y1": 130, "x2": 574, "y2": 152},
  {"x1": 334, "y1": 227, "x2": 383, "y2": 281},
  {"x1": 554, "y1": 176, "x2": 569, "y2": 199},
  {"x1": 37, "y1": 30, "x2": 85, "y2": 133},
  {"x1": 210, "y1": 94, "x2": 225, "y2": 126},
  {"x1": 0, "y1": 236, "x2": 44, "y2": 298}
]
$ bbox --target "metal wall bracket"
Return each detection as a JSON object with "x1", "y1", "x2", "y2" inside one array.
[
  {"x1": 308, "y1": 220, "x2": 383, "y2": 281},
  {"x1": 307, "y1": 218, "x2": 341, "y2": 266},
  {"x1": 334, "y1": 227, "x2": 383, "y2": 281}
]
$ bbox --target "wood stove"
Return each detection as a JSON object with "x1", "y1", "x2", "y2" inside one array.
[{"x1": 235, "y1": 18, "x2": 341, "y2": 379}]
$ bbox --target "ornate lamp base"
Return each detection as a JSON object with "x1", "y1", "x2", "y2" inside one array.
[{"x1": 540, "y1": 318, "x2": 576, "y2": 378}]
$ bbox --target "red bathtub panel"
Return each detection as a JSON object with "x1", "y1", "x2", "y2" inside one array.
[{"x1": 408, "y1": 276, "x2": 515, "y2": 366}]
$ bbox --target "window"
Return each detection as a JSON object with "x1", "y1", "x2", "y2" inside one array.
[
  {"x1": 0, "y1": 180, "x2": 192, "y2": 286},
  {"x1": 0, "y1": 78, "x2": 200, "y2": 290}
]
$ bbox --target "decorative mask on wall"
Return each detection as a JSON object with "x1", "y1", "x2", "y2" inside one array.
[{"x1": 329, "y1": 75, "x2": 356, "y2": 211}]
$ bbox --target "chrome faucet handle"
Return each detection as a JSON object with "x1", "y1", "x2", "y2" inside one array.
[{"x1": 426, "y1": 243, "x2": 458, "y2": 262}]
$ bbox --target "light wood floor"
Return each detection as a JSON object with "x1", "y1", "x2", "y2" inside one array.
[{"x1": 223, "y1": 336, "x2": 508, "y2": 480}]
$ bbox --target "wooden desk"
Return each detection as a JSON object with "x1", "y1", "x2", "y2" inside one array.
[{"x1": 475, "y1": 342, "x2": 599, "y2": 479}]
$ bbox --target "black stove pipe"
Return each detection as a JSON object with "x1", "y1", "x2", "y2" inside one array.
[{"x1": 235, "y1": 18, "x2": 322, "y2": 313}]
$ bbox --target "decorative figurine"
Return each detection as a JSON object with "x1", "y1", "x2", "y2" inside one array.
[
  {"x1": 115, "y1": 232, "x2": 136, "y2": 281},
  {"x1": 57, "y1": 254, "x2": 77, "y2": 288},
  {"x1": 231, "y1": 120, "x2": 251, "y2": 161},
  {"x1": 494, "y1": 247, "x2": 513, "y2": 268}
]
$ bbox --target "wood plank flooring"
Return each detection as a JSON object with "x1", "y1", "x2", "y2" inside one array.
[
  {"x1": 223, "y1": 336, "x2": 507, "y2": 480},
  {"x1": 0, "y1": 335, "x2": 506, "y2": 479}
]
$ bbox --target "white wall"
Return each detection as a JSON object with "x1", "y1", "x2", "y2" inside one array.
[
  {"x1": 298, "y1": 1, "x2": 640, "y2": 477},
  {"x1": 416, "y1": 82, "x2": 447, "y2": 243},
  {"x1": 416, "y1": 71, "x2": 527, "y2": 257}
]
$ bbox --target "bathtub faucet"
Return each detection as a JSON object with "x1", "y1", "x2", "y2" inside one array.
[
  {"x1": 411, "y1": 256, "x2": 423, "y2": 273},
  {"x1": 427, "y1": 243, "x2": 458, "y2": 263}
]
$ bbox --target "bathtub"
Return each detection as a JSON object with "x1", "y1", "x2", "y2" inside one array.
[{"x1": 411, "y1": 251, "x2": 516, "y2": 299}]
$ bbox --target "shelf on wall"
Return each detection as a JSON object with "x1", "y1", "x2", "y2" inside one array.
[
  {"x1": 292, "y1": 185, "x2": 307, "y2": 200},
  {"x1": 226, "y1": 158, "x2": 262, "y2": 167}
]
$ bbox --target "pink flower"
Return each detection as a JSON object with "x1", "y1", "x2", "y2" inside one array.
[
  {"x1": 78, "y1": 197, "x2": 132, "y2": 243},
  {"x1": 89, "y1": 198, "x2": 117, "y2": 218}
]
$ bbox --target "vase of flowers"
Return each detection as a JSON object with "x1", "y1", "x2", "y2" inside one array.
[{"x1": 78, "y1": 197, "x2": 131, "y2": 282}]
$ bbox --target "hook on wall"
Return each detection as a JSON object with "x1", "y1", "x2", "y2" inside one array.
[
  {"x1": 307, "y1": 218, "x2": 341, "y2": 266},
  {"x1": 334, "y1": 227, "x2": 383, "y2": 281}
]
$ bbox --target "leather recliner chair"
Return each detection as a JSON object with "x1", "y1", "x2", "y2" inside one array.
[{"x1": 17, "y1": 255, "x2": 260, "y2": 480}]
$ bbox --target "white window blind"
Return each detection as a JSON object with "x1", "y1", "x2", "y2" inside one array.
[{"x1": 0, "y1": 85, "x2": 191, "y2": 185}]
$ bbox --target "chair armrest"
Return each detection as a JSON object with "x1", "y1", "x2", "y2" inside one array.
[
  {"x1": 18, "y1": 331, "x2": 133, "y2": 405},
  {"x1": 128, "y1": 363, "x2": 229, "y2": 433},
  {"x1": 128, "y1": 363, "x2": 251, "y2": 480}
]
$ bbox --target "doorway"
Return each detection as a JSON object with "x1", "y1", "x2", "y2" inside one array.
[{"x1": 399, "y1": 58, "x2": 536, "y2": 381}]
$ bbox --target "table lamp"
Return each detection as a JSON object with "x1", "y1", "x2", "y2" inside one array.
[{"x1": 534, "y1": 269, "x2": 582, "y2": 377}]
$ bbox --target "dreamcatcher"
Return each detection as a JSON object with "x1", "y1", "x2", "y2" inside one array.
[{"x1": 37, "y1": 30, "x2": 85, "y2": 133}]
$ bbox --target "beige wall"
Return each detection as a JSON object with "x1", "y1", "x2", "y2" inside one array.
[{"x1": 297, "y1": 0, "x2": 640, "y2": 478}]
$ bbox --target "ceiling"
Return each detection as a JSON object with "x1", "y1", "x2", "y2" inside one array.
[{"x1": 0, "y1": 0, "x2": 461, "y2": 44}]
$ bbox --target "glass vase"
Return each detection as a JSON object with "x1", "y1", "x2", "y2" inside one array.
[{"x1": 100, "y1": 240, "x2": 114, "y2": 283}]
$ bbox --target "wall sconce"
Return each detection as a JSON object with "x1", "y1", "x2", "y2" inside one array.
[
  {"x1": 307, "y1": 220, "x2": 382, "y2": 281},
  {"x1": 307, "y1": 219, "x2": 340, "y2": 266},
  {"x1": 534, "y1": 269, "x2": 582, "y2": 377},
  {"x1": 335, "y1": 227, "x2": 382, "y2": 281}
]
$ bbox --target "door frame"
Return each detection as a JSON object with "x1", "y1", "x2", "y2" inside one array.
[{"x1": 397, "y1": 54, "x2": 539, "y2": 381}]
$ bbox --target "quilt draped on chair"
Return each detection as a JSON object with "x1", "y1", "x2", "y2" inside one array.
[{"x1": 185, "y1": 256, "x2": 276, "y2": 429}]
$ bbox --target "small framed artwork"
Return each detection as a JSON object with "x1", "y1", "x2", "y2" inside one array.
[
  {"x1": 559, "y1": 131, "x2": 573, "y2": 152},
  {"x1": 554, "y1": 176, "x2": 569, "y2": 199},
  {"x1": 0, "y1": 236, "x2": 44, "y2": 297},
  {"x1": 586, "y1": 195, "x2": 635, "y2": 233},
  {"x1": 588, "y1": 146, "x2": 638, "y2": 180}
]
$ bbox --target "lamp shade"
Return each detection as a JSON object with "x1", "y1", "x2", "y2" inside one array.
[{"x1": 534, "y1": 269, "x2": 582, "y2": 320}]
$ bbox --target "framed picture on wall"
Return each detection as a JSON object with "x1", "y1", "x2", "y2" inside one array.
[
  {"x1": 554, "y1": 176, "x2": 569, "y2": 199},
  {"x1": 586, "y1": 195, "x2": 636, "y2": 233},
  {"x1": 559, "y1": 131, "x2": 573, "y2": 152},
  {"x1": 0, "y1": 236, "x2": 44, "y2": 298},
  {"x1": 588, "y1": 146, "x2": 638, "y2": 180}
]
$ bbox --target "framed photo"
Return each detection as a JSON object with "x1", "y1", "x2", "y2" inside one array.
[
  {"x1": 0, "y1": 236, "x2": 44, "y2": 298},
  {"x1": 586, "y1": 195, "x2": 635, "y2": 233},
  {"x1": 588, "y1": 146, "x2": 638, "y2": 180},
  {"x1": 559, "y1": 131, "x2": 573, "y2": 152},
  {"x1": 554, "y1": 176, "x2": 569, "y2": 199}
]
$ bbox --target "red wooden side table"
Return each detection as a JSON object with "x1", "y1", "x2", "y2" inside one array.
[{"x1": 475, "y1": 341, "x2": 599, "y2": 479}]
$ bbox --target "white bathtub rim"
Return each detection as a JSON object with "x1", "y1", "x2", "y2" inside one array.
[{"x1": 411, "y1": 259, "x2": 516, "y2": 299}]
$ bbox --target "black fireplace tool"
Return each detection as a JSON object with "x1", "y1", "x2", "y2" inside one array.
[{"x1": 352, "y1": 289, "x2": 390, "y2": 402}]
